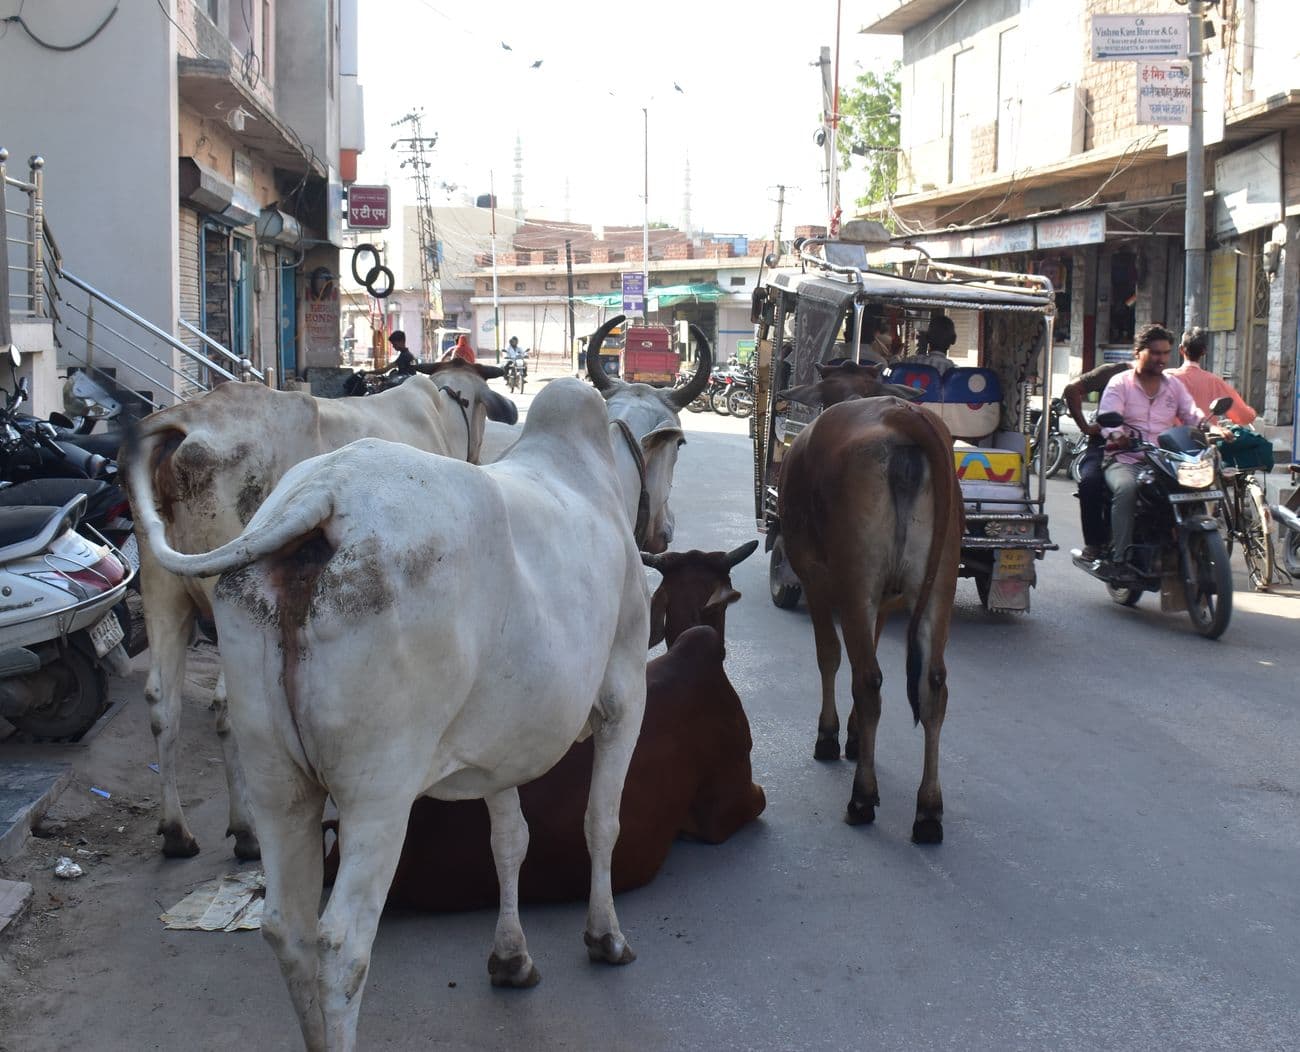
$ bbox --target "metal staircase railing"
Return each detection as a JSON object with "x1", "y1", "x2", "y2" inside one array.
[{"x1": 2, "y1": 148, "x2": 264, "y2": 411}]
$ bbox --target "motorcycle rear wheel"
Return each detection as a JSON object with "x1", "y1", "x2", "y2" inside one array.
[
  {"x1": 9, "y1": 646, "x2": 107, "y2": 740},
  {"x1": 709, "y1": 387, "x2": 732, "y2": 416},
  {"x1": 727, "y1": 387, "x2": 754, "y2": 418},
  {"x1": 1184, "y1": 529, "x2": 1233, "y2": 639},
  {"x1": 1106, "y1": 583, "x2": 1142, "y2": 607}
]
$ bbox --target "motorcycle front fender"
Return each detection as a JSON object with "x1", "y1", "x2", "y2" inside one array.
[{"x1": 1178, "y1": 513, "x2": 1220, "y2": 534}]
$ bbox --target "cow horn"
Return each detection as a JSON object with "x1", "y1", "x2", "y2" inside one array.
[
  {"x1": 586, "y1": 315, "x2": 625, "y2": 394},
  {"x1": 725, "y1": 539, "x2": 759, "y2": 568},
  {"x1": 667, "y1": 324, "x2": 713, "y2": 410}
]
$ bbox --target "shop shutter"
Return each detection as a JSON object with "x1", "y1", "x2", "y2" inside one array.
[{"x1": 178, "y1": 207, "x2": 205, "y2": 396}]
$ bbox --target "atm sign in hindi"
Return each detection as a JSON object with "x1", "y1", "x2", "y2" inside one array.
[{"x1": 347, "y1": 185, "x2": 391, "y2": 230}]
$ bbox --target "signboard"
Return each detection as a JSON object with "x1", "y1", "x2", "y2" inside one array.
[
  {"x1": 1214, "y1": 134, "x2": 1283, "y2": 237},
  {"x1": 1091, "y1": 14, "x2": 1188, "y2": 61},
  {"x1": 968, "y1": 222, "x2": 1034, "y2": 258},
  {"x1": 346, "y1": 185, "x2": 391, "y2": 230},
  {"x1": 1167, "y1": 51, "x2": 1226, "y2": 154},
  {"x1": 1036, "y1": 211, "x2": 1106, "y2": 250},
  {"x1": 1136, "y1": 61, "x2": 1192, "y2": 125},
  {"x1": 1207, "y1": 250, "x2": 1238, "y2": 332},
  {"x1": 621, "y1": 272, "x2": 645, "y2": 315}
]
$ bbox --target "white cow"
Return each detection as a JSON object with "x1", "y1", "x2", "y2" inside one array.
[
  {"x1": 584, "y1": 315, "x2": 712, "y2": 552},
  {"x1": 130, "y1": 379, "x2": 649, "y2": 1051},
  {"x1": 124, "y1": 365, "x2": 516, "y2": 860}
]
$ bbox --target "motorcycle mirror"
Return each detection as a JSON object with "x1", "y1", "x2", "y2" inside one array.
[
  {"x1": 7, "y1": 345, "x2": 19, "y2": 369},
  {"x1": 1208, "y1": 396, "x2": 1232, "y2": 417},
  {"x1": 1096, "y1": 411, "x2": 1125, "y2": 428}
]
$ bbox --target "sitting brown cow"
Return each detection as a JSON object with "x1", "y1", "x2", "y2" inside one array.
[
  {"x1": 642, "y1": 539, "x2": 758, "y2": 647},
  {"x1": 777, "y1": 361, "x2": 962, "y2": 844},
  {"x1": 327, "y1": 624, "x2": 765, "y2": 910}
]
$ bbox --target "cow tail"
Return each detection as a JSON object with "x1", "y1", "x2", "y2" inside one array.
[
  {"x1": 127, "y1": 443, "x2": 332, "y2": 579},
  {"x1": 901, "y1": 406, "x2": 958, "y2": 726}
]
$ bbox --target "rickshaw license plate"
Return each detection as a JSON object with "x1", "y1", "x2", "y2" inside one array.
[
  {"x1": 994, "y1": 549, "x2": 1033, "y2": 578},
  {"x1": 89, "y1": 613, "x2": 124, "y2": 658}
]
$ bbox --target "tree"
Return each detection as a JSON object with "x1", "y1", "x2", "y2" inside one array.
[{"x1": 836, "y1": 61, "x2": 901, "y2": 213}]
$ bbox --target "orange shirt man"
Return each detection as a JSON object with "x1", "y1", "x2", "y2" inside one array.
[{"x1": 1167, "y1": 326, "x2": 1256, "y2": 425}]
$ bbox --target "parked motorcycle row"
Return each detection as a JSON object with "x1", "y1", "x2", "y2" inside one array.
[
  {"x1": 682, "y1": 357, "x2": 755, "y2": 418},
  {"x1": 0, "y1": 355, "x2": 141, "y2": 740}
]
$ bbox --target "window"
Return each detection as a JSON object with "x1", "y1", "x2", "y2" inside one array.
[
  {"x1": 610, "y1": 278, "x2": 620, "y2": 289},
  {"x1": 950, "y1": 48, "x2": 976, "y2": 184},
  {"x1": 514, "y1": 281, "x2": 526, "y2": 292},
  {"x1": 544, "y1": 280, "x2": 557, "y2": 290},
  {"x1": 482, "y1": 280, "x2": 493, "y2": 293},
  {"x1": 576, "y1": 279, "x2": 590, "y2": 290},
  {"x1": 729, "y1": 276, "x2": 746, "y2": 287},
  {"x1": 997, "y1": 28, "x2": 1021, "y2": 172}
]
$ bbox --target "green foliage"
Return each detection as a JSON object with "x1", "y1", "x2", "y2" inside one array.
[{"x1": 836, "y1": 60, "x2": 901, "y2": 212}]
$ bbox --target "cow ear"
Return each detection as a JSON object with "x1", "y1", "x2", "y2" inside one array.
[
  {"x1": 648, "y1": 584, "x2": 668, "y2": 648},
  {"x1": 704, "y1": 584, "x2": 742, "y2": 611},
  {"x1": 778, "y1": 383, "x2": 824, "y2": 407},
  {"x1": 474, "y1": 364, "x2": 505, "y2": 381},
  {"x1": 641, "y1": 425, "x2": 685, "y2": 453},
  {"x1": 885, "y1": 383, "x2": 923, "y2": 402}
]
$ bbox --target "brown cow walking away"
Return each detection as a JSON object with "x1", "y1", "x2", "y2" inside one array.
[{"x1": 777, "y1": 362, "x2": 962, "y2": 843}]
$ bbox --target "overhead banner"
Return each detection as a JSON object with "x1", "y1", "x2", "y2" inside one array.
[
  {"x1": 1136, "y1": 61, "x2": 1192, "y2": 125},
  {"x1": 1092, "y1": 14, "x2": 1188, "y2": 61}
]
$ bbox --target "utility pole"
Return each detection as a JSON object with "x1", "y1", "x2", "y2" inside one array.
[
  {"x1": 565, "y1": 240, "x2": 576, "y2": 373},
  {"x1": 642, "y1": 107, "x2": 650, "y2": 317},
  {"x1": 490, "y1": 170, "x2": 501, "y2": 363},
  {"x1": 773, "y1": 184, "x2": 787, "y2": 257},
  {"x1": 392, "y1": 110, "x2": 442, "y2": 355},
  {"x1": 1184, "y1": 1, "x2": 1206, "y2": 329},
  {"x1": 817, "y1": 46, "x2": 838, "y2": 234}
]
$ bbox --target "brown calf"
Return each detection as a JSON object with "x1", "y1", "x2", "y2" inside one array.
[
  {"x1": 777, "y1": 361, "x2": 962, "y2": 843},
  {"x1": 327, "y1": 625, "x2": 766, "y2": 910},
  {"x1": 641, "y1": 539, "x2": 758, "y2": 647}
]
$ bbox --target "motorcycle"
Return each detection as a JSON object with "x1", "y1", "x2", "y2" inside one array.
[
  {"x1": 1272, "y1": 462, "x2": 1300, "y2": 579},
  {"x1": 503, "y1": 355, "x2": 528, "y2": 394},
  {"x1": 1072, "y1": 397, "x2": 1235, "y2": 639},
  {"x1": 0, "y1": 491, "x2": 134, "y2": 739},
  {"x1": 1028, "y1": 397, "x2": 1068, "y2": 477},
  {"x1": 725, "y1": 362, "x2": 756, "y2": 418}
]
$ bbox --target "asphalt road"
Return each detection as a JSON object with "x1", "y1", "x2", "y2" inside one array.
[{"x1": 2, "y1": 387, "x2": 1297, "y2": 1051}]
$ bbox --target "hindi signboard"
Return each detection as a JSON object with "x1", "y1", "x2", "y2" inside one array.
[
  {"x1": 621, "y1": 272, "x2": 645, "y2": 315},
  {"x1": 1136, "y1": 60, "x2": 1192, "y2": 125},
  {"x1": 1092, "y1": 14, "x2": 1188, "y2": 61},
  {"x1": 1207, "y1": 250, "x2": 1238, "y2": 332},
  {"x1": 346, "y1": 185, "x2": 391, "y2": 230},
  {"x1": 1214, "y1": 134, "x2": 1283, "y2": 237}
]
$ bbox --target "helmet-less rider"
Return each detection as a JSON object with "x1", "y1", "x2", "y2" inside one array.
[{"x1": 1097, "y1": 323, "x2": 1203, "y2": 577}]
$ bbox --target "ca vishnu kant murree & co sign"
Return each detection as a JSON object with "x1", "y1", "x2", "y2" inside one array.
[{"x1": 1091, "y1": 14, "x2": 1188, "y2": 62}]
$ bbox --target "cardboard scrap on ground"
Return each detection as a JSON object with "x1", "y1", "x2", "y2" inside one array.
[{"x1": 160, "y1": 870, "x2": 265, "y2": 931}]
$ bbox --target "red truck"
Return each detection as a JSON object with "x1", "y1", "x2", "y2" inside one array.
[{"x1": 621, "y1": 325, "x2": 679, "y2": 386}]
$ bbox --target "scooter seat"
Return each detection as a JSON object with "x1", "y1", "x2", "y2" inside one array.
[
  {"x1": 54, "y1": 430, "x2": 121, "y2": 459},
  {"x1": 0, "y1": 497, "x2": 87, "y2": 564}
]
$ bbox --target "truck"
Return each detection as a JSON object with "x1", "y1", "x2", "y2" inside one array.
[{"x1": 621, "y1": 325, "x2": 679, "y2": 386}]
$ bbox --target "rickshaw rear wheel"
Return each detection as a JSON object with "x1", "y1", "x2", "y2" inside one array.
[
  {"x1": 974, "y1": 571, "x2": 991, "y2": 609},
  {"x1": 769, "y1": 537, "x2": 802, "y2": 609}
]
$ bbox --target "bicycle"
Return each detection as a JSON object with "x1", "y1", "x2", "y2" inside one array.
[{"x1": 1216, "y1": 463, "x2": 1275, "y2": 592}]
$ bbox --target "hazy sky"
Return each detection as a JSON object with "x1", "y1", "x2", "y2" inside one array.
[{"x1": 356, "y1": 0, "x2": 901, "y2": 241}]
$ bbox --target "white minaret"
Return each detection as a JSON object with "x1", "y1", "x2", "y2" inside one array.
[
  {"x1": 513, "y1": 135, "x2": 524, "y2": 223},
  {"x1": 680, "y1": 154, "x2": 692, "y2": 238}
]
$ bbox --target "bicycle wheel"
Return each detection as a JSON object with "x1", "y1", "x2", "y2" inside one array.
[{"x1": 1239, "y1": 479, "x2": 1275, "y2": 591}]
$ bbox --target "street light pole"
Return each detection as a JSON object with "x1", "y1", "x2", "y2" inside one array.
[
  {"x1": 1184, "y1": 0, "x2": 1206, "y2": 329},
  {"x1": 642, "y1": 106, "x2": 650, "y2": 317},
  {"x1": 490, "y1": 169, "x2": 501, "y2": 364}
]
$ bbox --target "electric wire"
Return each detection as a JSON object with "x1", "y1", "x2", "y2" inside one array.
[{"x1": 3, "y1": 1, "x2": 118, "y2": 51}]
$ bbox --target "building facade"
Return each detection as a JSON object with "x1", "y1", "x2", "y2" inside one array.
[
  {"x1": 0, "y1": 0, "x2": 363, "y2": 409},
  {"x1": 865, "y1": 0, "x2": 1299, "y2": 443}
]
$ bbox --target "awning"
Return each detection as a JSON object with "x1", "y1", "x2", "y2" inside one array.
[{"x1": 576, "y1": 282, "x2": 729, "y2": 308}]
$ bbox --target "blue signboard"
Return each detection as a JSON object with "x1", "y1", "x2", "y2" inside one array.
[{"x1": 621, "y1": 272, "x2": 645, "y2": 315}]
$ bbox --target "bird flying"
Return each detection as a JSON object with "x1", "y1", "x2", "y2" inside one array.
[
  {"x1": 500, "y1": 41, "x2": 512, "y2": 50},
  {"x1": 673, "y1": 82, "x2": 684, "y2": 93},
  {"x1": 531, "y1": 59, "x2": 543, "y2": 69}
]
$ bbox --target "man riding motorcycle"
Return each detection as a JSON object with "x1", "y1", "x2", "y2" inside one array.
[
  {"x1": 503, "y1": 336, "x2": 528, "y2": 388},
  {"x1": 1097, "y1": 323, "x2": 1203, "y2": 578}
]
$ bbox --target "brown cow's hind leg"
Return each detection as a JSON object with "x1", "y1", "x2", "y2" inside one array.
[
  {"x1": 908, "y1": 611, "x2": 948, "y2": 845},
  {"x1": 804, "y1": 581, "x2": 843, "y2": 761},
  {"x1": 840, "y1": 601, "x2": 883, "y2": 826}
]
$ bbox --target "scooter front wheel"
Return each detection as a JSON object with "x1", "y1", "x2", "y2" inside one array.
[{"x1": 9, "y1": 645, "x2": 107, "y2": 740}]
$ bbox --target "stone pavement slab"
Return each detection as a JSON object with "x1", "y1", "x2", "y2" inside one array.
[
  {"x1": 0, "y1": 760, "x2": 72, "y2": 862},
  {"x1": 0, "y1": 877, "x2": 33, "y2": 935}
]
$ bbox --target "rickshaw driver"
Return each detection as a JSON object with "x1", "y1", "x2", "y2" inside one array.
[{"x1": 1098, "y1": 324, "x2": 1203, "y2": 576}]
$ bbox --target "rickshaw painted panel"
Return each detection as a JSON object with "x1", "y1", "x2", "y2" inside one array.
[
  {"x1": 888, "y1": 364, "x2": 944, "y2": 401},
  {"x1": 953, "y1": 448, "x2": 1022, "y2": 484},
  {"x1": 942, "y1": 367, "x2": 1002, "y2": 405}
]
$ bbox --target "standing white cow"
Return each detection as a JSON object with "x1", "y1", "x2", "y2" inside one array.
[
  {"x1": 130, "y1": 379, "x2": 650, "y2": 1051},
  {"x1": 584, "y1": 314, "x2": 712, "y2": 553},
  {"x1": 124, "y1": 365, "x2": 516, "y2": 859}
]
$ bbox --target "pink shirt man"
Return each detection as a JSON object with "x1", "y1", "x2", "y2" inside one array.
[
  {"x1": 1098, "y1": 366, "x2": 1203, "y2": 464},
  {"x1": 1166, "y1": 360, "x2": 1256, "y2": 425}
]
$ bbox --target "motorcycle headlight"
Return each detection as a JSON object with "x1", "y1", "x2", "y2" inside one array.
[{"x1": 1176, "y1": 461, "x2": 1215, "y2": 489}]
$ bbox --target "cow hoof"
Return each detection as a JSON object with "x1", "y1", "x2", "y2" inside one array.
[
  {"x1": 814, "y1": 736, "x2": 840, "y2": 762},
  {"x1": 844, "y1": 800, "x2": 876, "y2": 826},
  {"x1": 230, "y1": 831, "x2": 261, "y2": 861},
  {"x1": 159, "y1": 824, "x2": 200, "y2": 858},
  {"x1": 912, "y1": 817, "x2": 944, "y2": 845},
  {"x1": 844, "y1": 736, "x2": 860, "y2": 762},
  {"x1": 584, "y1": 931, "x2": 636, "y2": 966},
  {"x1": 488, "y1": 952, "x2": 541, "y2": 988}
]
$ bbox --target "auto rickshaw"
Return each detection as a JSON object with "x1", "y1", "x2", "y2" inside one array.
[{"x1": 751, "y1": 222, "x2": 1058, "y2": 614}]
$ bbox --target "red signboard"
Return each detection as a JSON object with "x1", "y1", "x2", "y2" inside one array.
[{"x1": 347, "y1": 185, "x2": 391, "y2": 230}]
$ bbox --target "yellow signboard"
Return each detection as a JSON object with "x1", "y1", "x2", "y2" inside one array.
[{"x1": 1207, "y1": 250, "x2": 1237, "y2": 332}]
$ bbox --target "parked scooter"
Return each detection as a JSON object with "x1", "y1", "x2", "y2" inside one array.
[
  {"x1": 1272, "y1": 462, "x2": 1300, "y2": 578},
  {"x1": 0, "y1": 492, "x2": 134, "y2": 738},
  {"x1": 1072, "y1": 397, "x2": 1234, "y2": 639}
]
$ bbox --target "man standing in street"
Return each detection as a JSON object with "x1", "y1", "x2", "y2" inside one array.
[
  {"x1": 1098, "y1": 323, "x2": 1203, "y2": 574},
  {"x1": 1062, "y1": 358, "x2": 1132, "y2": 561},
  {"x1": 1167, "y1": 326, "x2": 1257, "y2": 424}
]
